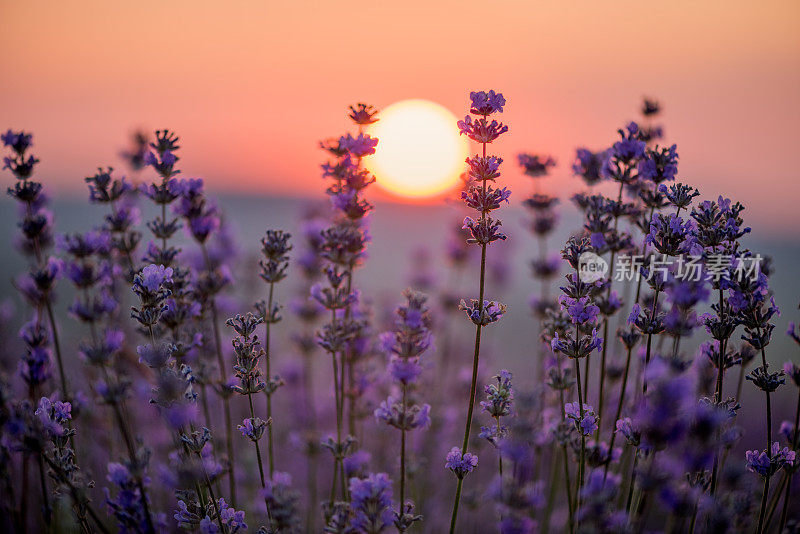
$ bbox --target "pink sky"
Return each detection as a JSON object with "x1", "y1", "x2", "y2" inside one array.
[{"x1": 1, "y1": 0, "x2": 798, "y2": 234}]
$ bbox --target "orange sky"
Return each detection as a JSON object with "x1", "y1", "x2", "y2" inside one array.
[{"x1": 1, "y1": 1, "x2": 798, "y2": 233}]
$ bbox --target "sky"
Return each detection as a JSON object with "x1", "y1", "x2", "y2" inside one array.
[{"x1": 1, "y1": 0, "x2": 798, "y2": 234}]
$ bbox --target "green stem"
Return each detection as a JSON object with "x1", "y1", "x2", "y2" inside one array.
[
  {"x1": 641, "y1": 289, "x2": 660, "y2": 396},
  {"x1": 778, "y1": 390, "x2": 800, "y2": 531},
  {"x1": 398, "y1": 384, "x2": 407, "y2": 533},
  {"x1": 264, "y1": 281, "x2": 276, "y2": 477},
  {"x1": 449, "y1": 138, "x2": 490, "y2": 534},
  {"x1": 605, "y1": 344, "x2": 633, "y2": 479},
  {"x1": 247, "y1": 394, "x2": 274, "y2": 528},
  {"x1": 574, "y1": 356, "x2": 586, "y2": 518}
]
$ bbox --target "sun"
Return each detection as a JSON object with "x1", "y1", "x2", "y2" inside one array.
[{"x1": 365, "y1": 99, "x2": 468, "y2": 198}]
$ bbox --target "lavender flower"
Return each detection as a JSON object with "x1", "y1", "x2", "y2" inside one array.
[
  {"x1": 238, "y1": 416, "x2": 268, "y2": 442},
  {"x1": 573, "y1": 148, "x2": 607, "y2": 185},
  {"x1": 518, "y1": 153, "x2": 556, "y2": 177},
  {"x1": 745, "y1": 442, "x2": 795, "y2": 478},
  {"x1": 638, "y1": 144, "x2": 679, "y2": 184},
  {"x1": 481, "y1": 370, "x2": 514, "y2": 418},
  {"x1": 445, "y1": 448, "x2": 478, "y2": 479},
  {"x1": 565, "y1": 402, "x2": 598, "y2": 436},
  {"x1": 349, "y1": 473, "x2": 394, "y2": 533}
]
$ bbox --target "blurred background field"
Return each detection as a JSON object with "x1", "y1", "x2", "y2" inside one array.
[{"x1": 2, "y1": 191, "x2": 798, "y2": 428}]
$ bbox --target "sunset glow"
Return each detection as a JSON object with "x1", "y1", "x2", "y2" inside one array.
[{"x1": 365, "y1": 99, "x2": 468, "y2": 198}]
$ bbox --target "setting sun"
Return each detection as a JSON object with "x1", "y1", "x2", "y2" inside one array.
[{"x1": 365, "y1": 99, "x2": 468, "y2": 198}]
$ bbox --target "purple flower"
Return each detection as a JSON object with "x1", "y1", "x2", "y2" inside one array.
[
  {"x1": 445, "y1": 447, "x2": 478, "y2": 478},
  {"x1": 19, "y1": 345, "x2": 52, "y2": 387},
  {"x1": 188, "y1": 212, "x2": 220, "y2": 243},
  {"x1": 573, "y1": 148, "x2": 607, "y2": 185},
  {"x1": 136, "y1": 343, "x2": 171, "y2": 369},
  {"x1": 565, "y1": 402, "x2": 598, "y2": 436},
  {"x1": 666, "y1": 275, "x2": 709, "y2": 309},
  {"x1": 260, "y1": 472, "x2": 300, "y2": 532},
  {"x1": 105, "y1": 462, "x2": 152, "y2": 532},
  {"x1": 461, "y1": 185, "x2": 511, "y2": 212},
  {"x1": 462, "y1": 216, "x2": 507, "y2": 245},
  {"x1": 469, "y1": 90, "x2": 506, "y2": 115},
  {"x1": 518, "y1": 153, "x2": 556, "y2": 177},
  {"x1": 610, "y1": 122, "x2": 646, "y2": 163},
  {"x1": 459, "y1": 298, "x2": 507, "y2": 326},
  {"x1": 349, "y1": 103, "x2": 380, "y2": 125},
  {"x1": 1, "y1": 129, "x2": 34, "y2": 154},
  {"x1": 784, "y1": 361, "x2": 800, "y2": 387},
  {"x1": 466, "y1": 155, "x2": 503, "y2": 182},
  {"x1": 780, "y1": 421, "x2": 795, "y2": 444},
  {"x1": 349, "y1": 473, "x2": 394, "y2": 533},
  {"x1": 659, "y1": 182, "x2": 700, "y2": 211},
  {"x1": 559, "y1": 295, "x2": 600, "y2": 325},
  {"x1": 144, "y1": 150, "x2": 179, "y2": 179},
  {"x1": 35, "y1": 396, "x2": 71, "y2": 436},
  {"x1": 745, "y1": 442, "x2": 795, "y2": 478},
  {"x1": 615, "y1": 418, "x2": 641, "y2": 447},
  {"x1": 216, "y1": 498, "x2": 247, "y2": 533},
  {"x1": 344, "y1": 450, "x2": 372, "y2": 478},
  {"x1": 457, "y1": 116, "x2": 508, "y2": 144},
  {"x1": 480, "y1": 370, "x2": 514, "y2": 418},
  {"x1": 387, "y1": 356, "x2": 422, "y2": 384},
  {"x1": 628, "y1": 304, "x2": 641, "y2": 325},
  {"x1": 479, "y1": 424, "x2": 509, "y2": 447},
  {"x1": 374, "y1": 397, "x2": 430, "y2": 430},
  {"x1": 638, "y1": 144, "x2": 679, "y2": 184},
  {"x1": 340, "y1": 133, "x2": 378, "y2": 158},
  {"x1": 139, "y1": 264, "x2": 173, "y2": 292},
  {"x1": 59, "y1": 230, "x2": 111, "y2": 258}
]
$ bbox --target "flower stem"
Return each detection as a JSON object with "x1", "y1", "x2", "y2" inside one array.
[
  {"x1": 574, "y1": 356, "x2": 586, "y2": 517},
  {"x1": 755, "y1": 339, "x2": 772, "y2": 534},
  {"x1": 558, "y1": 388, "x2": 575, "y2": 533},
  {"x1": 778, "y1": 389, "x2": 800, "y2": 531},
  {"x1": 709, "y1": 288, "x2": 727, "y2": 497},
  {"x1": 201, "y1": 245, "x2": 237, "y2": 507},
  {"x1": 247, "y1": 393, "x2": 274, "y2": 527},
  {"x1": 449, "y1": 231, "x2": 488, "y2": 534},
  {"x1": 211, "y1": 299, "x2": 237, "y2": 508},
  {"x1": 641, "y1": 289, "x2": 660, "y2": 396},
  {"x1": 264, "y1": 280, "x2": 276, "y2": 477},
  {"x1": 398, "y1": 385, "x2": 407, "y2": 533},
  {"x1": 605, "y1": 344, "x2": 633, "y2": 479}
]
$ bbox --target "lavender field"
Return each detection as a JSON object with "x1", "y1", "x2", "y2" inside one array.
[{"x1": 2, "y1": 92, "x2": 800, "y2": 534}]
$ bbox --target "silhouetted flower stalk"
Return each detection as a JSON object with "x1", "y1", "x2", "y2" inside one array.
[
  {"x1": 317, "y1": 104, "x2": 378, "y2": 510},
  {"x1": 479, "y1": 371, "x2": 513, "y2": 483},
  {"x1": 142, "y1": 130, "x2": 237, "y2": 506},
  {"x1": 85, "y1": 167, "x2": 141, "y2": 280},
  {"x1": 735, "y1": 269, "x2": 781, "y2": 534},
  {"x1": 257, "y1": 229, "x2": 292, "y2": 476},
  {"x1": 290, "y1": 210, "x2": 326, "y2": 531},
  {"x1": 518, "y1": 153, "x2": 558, "y2": 385},
  {"x1": 690, "y1": 196, "x2": 750, "y2": 496},
  {"x1": 580, "y1": 121, "x2": 644, "y2": 433},
  {"x1": 3, "y1": 130, "x2": 73, "y2": 530},
  {"x1": 776, "y1": 356, "x2": 800, "y2": 530},
  {"x1": 3, "y1": 130, "x2": 68, "y2": 400},
  {"x1": 375, "y1": 290, "x2": 432, "y2": 532},
  {"x1": 227, "y1": 312, "x2": 275, "y2": 528},
  {"x1": 341, "y1": 106, "x2": 378, "y2": 438},
  {"x1": 551, "y1": 236, "x2": 604, "y2": 523},
  {"x1": 541, "y1": 307, "x2": 576, "y2": 531},
  {"x1": 448, "y1": 90, "x2": 510, "y2": 534}
]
